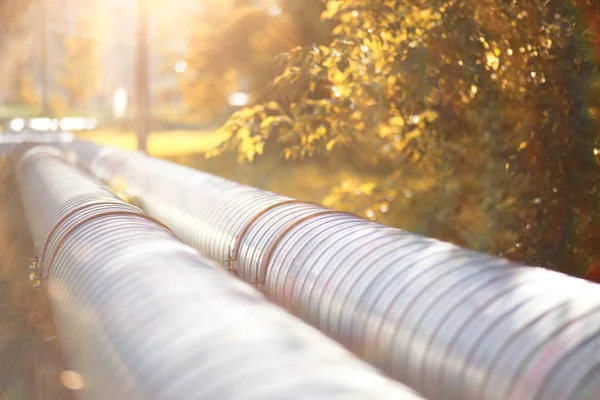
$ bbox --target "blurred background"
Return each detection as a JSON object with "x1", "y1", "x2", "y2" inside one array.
[{"x1": 1, "y1": 0, "x2": 600, "y2": 397}]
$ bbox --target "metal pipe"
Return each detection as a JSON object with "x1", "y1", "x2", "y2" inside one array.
[
  {"x1": 15, "y1": 144, "x2": 420, "y2": 399},
  {"x1": 61, "y1": 140, "x2": 600, "y2": 400}
]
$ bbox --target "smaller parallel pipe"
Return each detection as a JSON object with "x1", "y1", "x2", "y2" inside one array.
[{"x1": 16, "y1": 145, "x2": 421, "y2": 400}]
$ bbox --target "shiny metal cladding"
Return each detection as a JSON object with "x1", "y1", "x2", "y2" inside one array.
[
  {"x1": 16, "y1": 145, "x2": 420, "y2": 400},
  {"x1": 61, "y1": 140, "x2": 600, "y2": 400}
]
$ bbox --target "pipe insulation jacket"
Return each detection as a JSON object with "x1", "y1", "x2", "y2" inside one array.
[
  {"x1": 15, "y1": 145, "x2": 421, "y2": 399},
  {"x1": 61, "y1": 140, "x2": 600, "y2": 400}
]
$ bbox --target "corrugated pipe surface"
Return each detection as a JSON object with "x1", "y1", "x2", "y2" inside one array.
[
  {"x1": 61, "y1": 140, "x2": 600, "y2": 400},
  {"x1": 16, "y1": 145, "x2": 420, "y2": 399}
]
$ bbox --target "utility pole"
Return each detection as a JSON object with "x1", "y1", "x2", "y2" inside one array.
[
  {"x1": 40, "y1": 0, "x2": 49, "y2": 116},
  {"x1": 135, "y1": 0, "x2": 150, "y2": 152}
]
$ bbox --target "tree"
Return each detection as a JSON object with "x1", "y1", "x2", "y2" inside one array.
[
  {"x1": 180, "y1": 0, "x2": 330, "y2": 123},
  {"x1": 5, "y1": 53, "x2": 37, "y2": 107},
  {"x1": 10, "y1": 68, "x2": 38, "y2": 108},
  {"x1": 0, "y1": 0, "x2": 30, "y2": 35},
  {"x1": 575, "y1": 0, "x2": 600, "y2": 127},
  {"x1": 207, "y1": 0, "x2": 600, "y2": 277},
  {"x1": 56, "y1": 21, "x2": 99, "y2": 111},
  {"x1": 0, "y1": 0, "x2": 32, "y2": 101}
]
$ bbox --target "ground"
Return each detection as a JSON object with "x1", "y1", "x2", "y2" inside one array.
[
  {"x1": 76, "y1": 129, "x2": 228, "y2": 157},
  {"x1": 0, "y1": 158, "x2": 71, "y2": 400}
]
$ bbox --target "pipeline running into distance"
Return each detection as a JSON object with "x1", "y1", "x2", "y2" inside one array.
[
  {"x1": 15, "y1": 144, "x2": 420, "y2": 399},
  {"x1": 61, "y1": 140, "x2": 600, "y2": 400}
]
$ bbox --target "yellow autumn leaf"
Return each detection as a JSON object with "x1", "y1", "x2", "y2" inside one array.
[
  {"x1": 358, "y1": 182, "x2": 377, "y2": 195},
  {"x1": 265, "y1": 101, "x2": 280, "y2": 111},
  {"x1": 518, "y1": 141, "x2": 528, "y2": 151},
  {"x1": 318, "y1": 45, "x2": 331, "y2": 55},
  {"x1": 419, "y1": 9, "x2": 432, "y2": 20},
  {"x1": 260, "y1": 116, "x2": 276, "y2": 130},
  {"x1": 389, "y1": 116, "x2": 405, "y2": 126},
  {"x1": 420, "y1": 110, "x2": 439, "y2": 121},
  {"x1": 330, "y1": 69, "x2": 348, "y2": 84},
  {"x1": 255, "y1": 141, "x2": 264, "y2": 155},
  {"x1": 237, "y1": 127, "x2": 250, "y2": 140},
  {"x1": 326, "y1": 139, "x2": 337, "y2": 151},
  {"x1": 404, "y1": 129, "x2": 421, "y2": 141},
  {"x1": 379, "y1": 125, "x2": 393, "y2": 137}
]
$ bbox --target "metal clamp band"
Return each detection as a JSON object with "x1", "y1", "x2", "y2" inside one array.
[
  {"x1": 16, "y1": 146, "x2": 65, "y2": 177},
  {"x1": 40, "y1": 200, "x2": 125, "y2": 263},
  {"x1": 37, "y1": 209, "x2": 175, "y2": 283},
  {"x1": 252, "y1": 210, "x2": 348, "y2": 291},
  {"x1": 223, "y1": 200, "x2": 321, "y2": 275},
  {"x1": 30, "y1": 200, "x2": 125, "y2": 287}
]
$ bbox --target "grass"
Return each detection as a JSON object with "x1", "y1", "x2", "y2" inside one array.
[{"x1": 76, "y1": 130, "x2": 229, "y2": 157}]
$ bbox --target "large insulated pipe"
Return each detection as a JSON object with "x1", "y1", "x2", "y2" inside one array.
[
  {"x1": 62, "y1": 140, "x2": 600, "y2": 400},
  {"x1": 15, "y1": 145, "x2": 420, "y2": 399}
]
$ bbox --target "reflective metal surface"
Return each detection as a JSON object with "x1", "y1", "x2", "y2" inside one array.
[
  {"x1": 61, "y1": 140, "x2": 600, "y2": 400},
  {"x1": 16, "y1": 145, "x2": 420, "y2": 399}
]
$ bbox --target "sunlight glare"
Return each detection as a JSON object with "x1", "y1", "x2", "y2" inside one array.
[
  {"x1": 60, "y1": 370, "x2": 85, "y2": 391},
  {"x1": 174, "y1": 60, "x2": 187, "y2": 73},
  {"x1": 228, "y1": 92, "x2": 250, "y2": 107},
  {"x1": 269, "y1": 5, "x2": 282, "y2": 16}
]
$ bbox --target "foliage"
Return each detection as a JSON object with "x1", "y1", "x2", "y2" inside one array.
[
  {"x1": 0, "y1": 0, "x2": 30, "y2": 35},
  {"x1": 180, "y1": 0, "x2": 330, "y2": 123},
  {"x1": 56, "y1": 22, "x2": 99, "y2": 110},
  {"x1": 202, "y1": 0, "x2": 600, "y2": 276},
  {"x1": 575, "y1": 0, "x2": 600, "y2": 126},
  {"x1": 8, "y1": 60, "x2": 37, "y2": 108}
]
